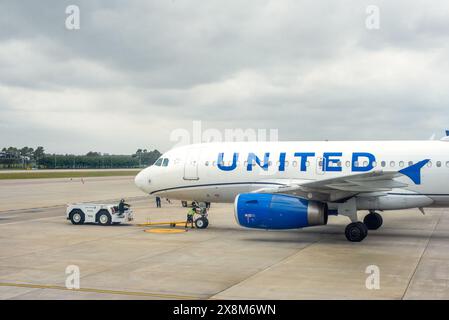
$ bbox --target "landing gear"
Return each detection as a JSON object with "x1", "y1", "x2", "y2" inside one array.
[
  {"x1": 345, "y1": 222, "x2": 368, "y2": 242},
  {"x1": 194, "y1": 204, "x2": 209, "y2": 229},
  {"x1": 363, "y1": 211, "x2": 383, "y2": 230},
  {"x1": 195, "y1": 217, "x2": 209, "y2": 229}
]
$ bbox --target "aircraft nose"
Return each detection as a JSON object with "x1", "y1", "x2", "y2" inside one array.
[{"x1": 134, "y1": 169, "x2": 148, "y2": 191}]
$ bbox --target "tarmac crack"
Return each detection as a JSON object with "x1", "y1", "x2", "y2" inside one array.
[{"x1": 401, "y1": 210, "x2": 444, "y2": 299}]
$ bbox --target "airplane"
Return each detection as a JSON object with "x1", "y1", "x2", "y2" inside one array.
[{"x1": 134, "y1": 132, "x2": 449, "y2": 242}]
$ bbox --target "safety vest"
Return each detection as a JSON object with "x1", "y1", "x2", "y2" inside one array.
[{"x1": 187, "y1": 208, "x2": 195, "y2": 217}]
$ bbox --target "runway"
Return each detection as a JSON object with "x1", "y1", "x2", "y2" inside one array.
[{"x1": 0, "y1": 177, "x2": 449, "y2": 299}]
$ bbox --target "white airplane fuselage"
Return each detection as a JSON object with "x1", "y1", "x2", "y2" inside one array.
[{"x1": 135, "y1": 140, "x2": 449, "y2": 211}]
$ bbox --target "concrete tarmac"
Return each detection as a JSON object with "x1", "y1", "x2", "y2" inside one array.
[{"x1": 0, "y1": 177, "x2": 449, "y2": 299}]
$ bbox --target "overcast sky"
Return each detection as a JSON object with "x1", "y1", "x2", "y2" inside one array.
[{"x1": 1, "y1": 0, "x2": 449, "y2": 154}]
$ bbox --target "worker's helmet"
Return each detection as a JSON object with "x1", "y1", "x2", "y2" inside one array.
[{"x1": 120, "y1": 198, "x2": 125, "y2": 203}]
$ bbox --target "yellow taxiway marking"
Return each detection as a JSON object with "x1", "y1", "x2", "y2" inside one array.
[
  {"x1": 0, "y1": 282, "x2": 201, "y2": 300},
  {"x1": 137, "y1": 221, "x2": 186, "y2": 227},
  {"x1": 144, "y1": 228, "x2": 187, "y2": 234}
]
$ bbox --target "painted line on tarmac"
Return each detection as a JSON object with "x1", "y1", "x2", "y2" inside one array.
[
  {"x1": 0, "y1": 195, "x2": 149, "y2": 215},
  {"x1": 0, "y1": 216, "x2": 64, "y2": 226},
  {"x1": 0, "y1": 282, "x2": 202, "y2": 300}
]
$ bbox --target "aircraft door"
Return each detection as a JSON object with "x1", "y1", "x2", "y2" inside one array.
[{"x1": 183, "y1": 148, "x2": 202, "y2": 180}]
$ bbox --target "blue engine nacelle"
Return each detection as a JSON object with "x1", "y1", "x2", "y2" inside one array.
[{"x1": 234, "y1": 193, "x2": 328, "y2": 229}]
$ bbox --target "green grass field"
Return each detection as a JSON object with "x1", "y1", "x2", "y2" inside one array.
[{"x1": 0, "y1": 170, "x2": 140, "y2": 180}]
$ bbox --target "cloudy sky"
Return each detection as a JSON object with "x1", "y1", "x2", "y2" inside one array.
[{"x1": 1, "y1": 0, "x2": 449, "y2": 154}]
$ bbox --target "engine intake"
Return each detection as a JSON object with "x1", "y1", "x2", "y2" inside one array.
[{"x1": 234, "y1": 193, "x2": 328, "y2": 229}]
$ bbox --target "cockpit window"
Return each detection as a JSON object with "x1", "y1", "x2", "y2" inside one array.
[
  {"x1": 154, "y1": 158, "x2": 163, "y2": 166},
  {"x1": 162, "y1": 158, "x2": 169, "y2": 167}
]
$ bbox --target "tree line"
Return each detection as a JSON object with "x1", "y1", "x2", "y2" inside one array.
[{"x1": 0, "y1": 146, "x2": 161, "y2": 169}]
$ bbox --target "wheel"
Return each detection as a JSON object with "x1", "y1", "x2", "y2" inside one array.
[
  {"x1": 70, "y1": 209, "x2": 85, "y2": 225},
  {"x1": 195, "y1": 217, "x2": 209, "y2": 229},
  {"x1": 97, "y1": 211, "x2": 112, "y2": 225},
  {"x1": 363, "y1": 212, "x2": 383, "y2": 230},
  {"x1": 345, "y1": 222, "x2": 368, "y2": 242}
]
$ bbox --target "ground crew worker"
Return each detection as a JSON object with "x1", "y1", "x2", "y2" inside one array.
[
  {"x1": 155, "y1": 196, "x2": 161, "y2": 208},
  {"x1": 118, "y1": 199, "x2": 129, "y2": 216},
  {"x1": 185, "y1": 206, "x2": 197, "y2": 229}
]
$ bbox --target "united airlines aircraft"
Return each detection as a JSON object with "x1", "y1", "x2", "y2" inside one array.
[{"x1": 135, "y1": 133, "x2": 449, "y2": 242}]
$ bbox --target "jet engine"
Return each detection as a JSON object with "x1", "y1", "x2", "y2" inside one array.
[{"x1": 234, "y1": 193, "x2": 328, "y2": 229}]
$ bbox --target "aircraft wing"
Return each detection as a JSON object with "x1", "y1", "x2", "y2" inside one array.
[{"x1": 255, "y1": 159, "x2": 430, "y2": 202}]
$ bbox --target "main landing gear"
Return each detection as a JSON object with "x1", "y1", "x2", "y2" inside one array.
[
  {"x1": 363, "y1": 211, "x2": 383, "y2": 230},
  {"x1": 344, "y1": 211, "x2": 383, "y2": 242},
  {"x1": 345, "y1": 222, "x2": 368, "y2": 242}
]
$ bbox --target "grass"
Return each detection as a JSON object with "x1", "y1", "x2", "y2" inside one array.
[{"x1": 0, "y1": 170, "x2": 140, "y2": 180}]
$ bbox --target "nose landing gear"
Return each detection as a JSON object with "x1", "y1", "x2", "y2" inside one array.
[
  {"x1": 193, "y1": 204, "x2": 210, "y2": 229},
  {"x1": 194, "y1": 216, "x2": 209, "y2": 229}
]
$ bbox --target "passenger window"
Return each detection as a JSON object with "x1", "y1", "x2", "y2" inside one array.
[
  {"x1": 162, "y1": 158, "x2": 169, "y2": 167},
  {"x1": 285, "y1": 161, "x2": 289, "y2": 167},
  {"x1": 408, "y1": 161, "x2": 413, "y2": 166},
  {"x1": 205, "y1": 161, "x2": 209, "y2": 166},
  {"x1": 427, "y1": 161, "x2": 432, "y2": 168},
  {"x1": 154, "y1": 158, "x2": 163, "y2": 166},
  {"x1": 390, "y1": 161, "x2": 395, "y2": 167},
  {"x1": 399, "y1": 161, "x2": 404, "y2": 168},
  {"x1": 292, "y1": 161, "x2": 297, "y2": 167},
  {"x1": 381, "y1": 161, "x2": 386, "y2": 167},
  {"x1": 346, "y1": 161, "x2": 351, "y2": 167},
  {"x1": 446, "y1": 161, "x2": 449, "y2": 168},
  {"x1": 436, "y1": 161, "x2": 441, "y2": 168}
]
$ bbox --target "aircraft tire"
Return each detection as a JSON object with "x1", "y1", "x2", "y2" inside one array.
[
  {"x1": 195, "y1": 217, "x2": 209, "y2": 229},
  {"x1": 363, "y1": 212, "x2": 383, "y2": 230},
  {"x1": 345, "y1": 222, "x2": 368, "y2": 242}
]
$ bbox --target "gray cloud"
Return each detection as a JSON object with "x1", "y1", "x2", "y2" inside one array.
[{"x1": 1, "y1": 0, "x2": 449, "y2": 154}]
